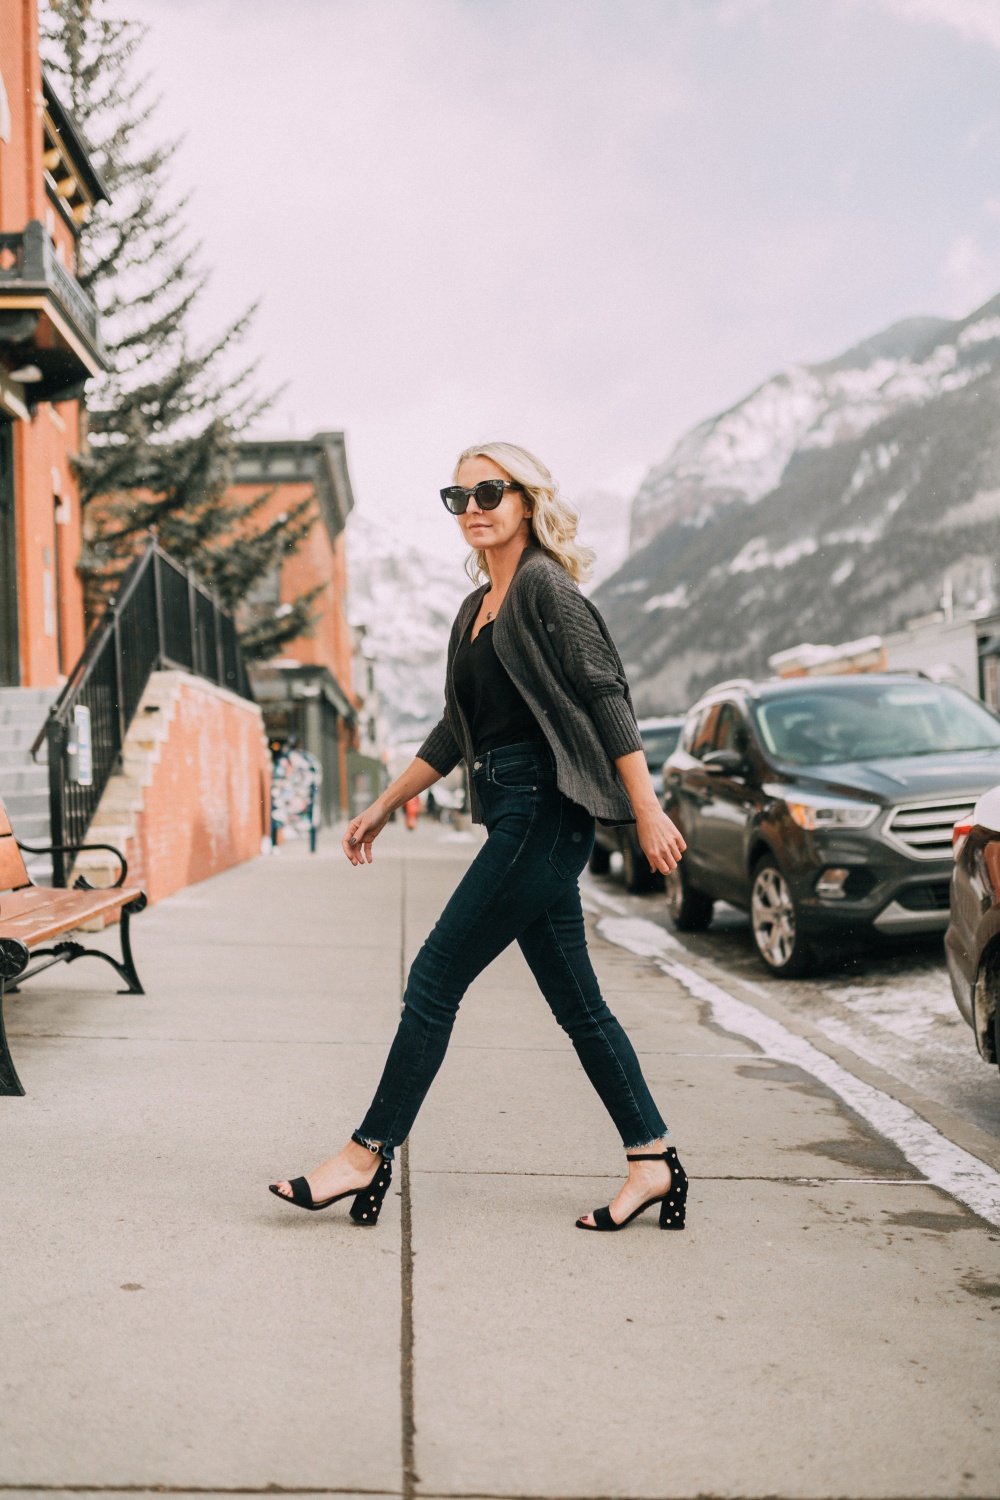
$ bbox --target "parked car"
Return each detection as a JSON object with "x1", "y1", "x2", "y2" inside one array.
[
  {"x1": 661, "y1": 675, "x2": 1000, "y2": 976},
  {"x1": 944, "y1": 784, "x2": 1000, "y2": 1077},
  {"x1": 589, "y1": 716, "x2": 685, "y2": 891}
]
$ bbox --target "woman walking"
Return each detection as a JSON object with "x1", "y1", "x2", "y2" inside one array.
[{"x1": 270, "y1": 442, "x2": 688, "y2": 1232}]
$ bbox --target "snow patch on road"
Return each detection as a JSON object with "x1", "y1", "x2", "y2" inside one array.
[
  {"x1": 595, "y1": 915, "x2": 684, "y2": 957},
  {"x1": 595, "y1": 914, "x2": 1000, "y2": 1227}
]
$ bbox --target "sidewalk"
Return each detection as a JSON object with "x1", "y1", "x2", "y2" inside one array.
[{"x1": 2, "y1": 822, "x2": 999, "y2": 1499}]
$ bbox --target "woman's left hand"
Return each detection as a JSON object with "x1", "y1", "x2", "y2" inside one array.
[{"x1": 634, "y1": 804, "x2": 686, "y2": 875}]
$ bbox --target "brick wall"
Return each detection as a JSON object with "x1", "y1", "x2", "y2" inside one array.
[{"x1": 82, "y1": 672, "x2": 271, "y2": 906}]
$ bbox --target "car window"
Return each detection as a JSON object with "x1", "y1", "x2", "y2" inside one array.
[
  {"x1": 752, "y1": 682, "x2": 1000, "y2": 765},
  {"x1": 690, "y1": 704, "x2": 722, "y2": 760},
  {"x1": 680, "y1": 710, "x2": 702, "y2": 753},
  {"x1": 714, "y1": 704, "x2": 749, "y2": 754}
]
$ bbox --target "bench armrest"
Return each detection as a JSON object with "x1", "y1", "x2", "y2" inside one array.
[{"x1": 16, "y1": 841, "x2": 129, "y2": 890}]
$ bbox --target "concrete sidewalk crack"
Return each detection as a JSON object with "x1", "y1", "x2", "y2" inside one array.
[{"x1": 399, "y1": 859, "x2": 418, "y2": 1500}]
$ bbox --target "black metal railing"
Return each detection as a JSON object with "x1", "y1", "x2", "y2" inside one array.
[{"x1": 33, "y1": 538, "x2": 253, "y2": 885}]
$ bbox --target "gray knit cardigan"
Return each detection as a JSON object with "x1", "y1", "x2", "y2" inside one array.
[{"x1": 417, "y1": 546, "x2": 643, "y2": 825}]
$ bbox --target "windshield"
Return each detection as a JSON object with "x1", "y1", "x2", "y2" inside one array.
[
  {"x1": 641, "y1": 725, "x2": 681, "y2": 770},
  {"x1": 752, "y1": 682, "x2": 1000, "y2": 765}
]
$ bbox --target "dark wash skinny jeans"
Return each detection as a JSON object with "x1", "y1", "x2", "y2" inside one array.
[{"x1": 355, "y1": 741, "x2": 668, "y2": 1158}]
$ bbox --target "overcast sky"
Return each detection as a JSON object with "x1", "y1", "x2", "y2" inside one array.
[{"x1": 114, "y1": 0, "x2": 1000, "y2": 560}]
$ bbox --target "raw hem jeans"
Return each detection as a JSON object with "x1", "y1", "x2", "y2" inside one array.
[{"x1": 356, "y1": 740, "x2": 668, "y2": 1159}]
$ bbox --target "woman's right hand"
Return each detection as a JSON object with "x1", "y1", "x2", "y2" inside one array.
[{"x1": 343, "y1": 798, "x2": 392, "y2": 865}]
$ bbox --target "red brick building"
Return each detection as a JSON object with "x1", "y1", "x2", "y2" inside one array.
[
  {"x1": 0, "y1": 0, "x2": 108, "y2": 688},
  {"x1": 229, "y1": 432, "x2": 376, "y2": 822}
]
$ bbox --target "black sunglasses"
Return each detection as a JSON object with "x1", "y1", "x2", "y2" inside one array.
[{"x1": 440, "y1": 479, "x2": 523, "y2": 515}]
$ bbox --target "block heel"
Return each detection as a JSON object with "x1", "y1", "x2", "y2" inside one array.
[
  {"x1": 350, "y1": 1158, "x2": 393, "y2": 1225},
  {"x1": 269, "y1": 1155, "x2": 392, "y2": 1223},
  {"x1": 657, "y1": 1147, "x2": 687, "y2": 1229},
  {"x1": 576, "y1": 1147, "x2": 688, "y2": 1232}
]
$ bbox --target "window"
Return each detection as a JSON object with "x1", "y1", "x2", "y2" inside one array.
[
  {"x1": 714, "y1": 703, "x2": 749, "y2": 755},
  {"x1": 690, "y1": 703, "x2": 722, "y2": 760},
  {"x1": 752, "y1": 681, "x2": 1000, "y2": 766}
]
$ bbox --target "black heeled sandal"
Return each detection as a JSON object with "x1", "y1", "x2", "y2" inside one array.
[
  {"x1": 269, "y1": 1155, "x2": 392, "y2": 1225},
  {"x1": 576, "y1": 1147, "x2": 687, "y2": 1232}
]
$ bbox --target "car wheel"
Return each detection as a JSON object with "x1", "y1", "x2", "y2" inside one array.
[
  {"x1": 588, "y1": 842, "x2": 611, "y2": 875},
  {"x1": 622, "y1": 841, "x2": 654, "y2": 893},
  {"x1": 665, "y1": 864, "x2": 714, "y2": 931},
  {"x1": 750, "y1": 856, "x2": 814, "y2": 978}
]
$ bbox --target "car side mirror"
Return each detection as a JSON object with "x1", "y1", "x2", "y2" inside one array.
[{"x1": 702, "y1": 748, "x2": 745, "y2": 776}]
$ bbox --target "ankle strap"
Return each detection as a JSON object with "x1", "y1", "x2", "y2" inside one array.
[{"x1": 626, "y1": 1150, "x2": 670, "y2": 1162}]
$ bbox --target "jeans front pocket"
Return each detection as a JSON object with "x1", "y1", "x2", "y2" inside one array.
[
  {"x1": 491, "y1": 759, "x2": 543, "y2": 791},
  {"x1": 548, "y1": 796, "x2": 596, "y2": 880}
]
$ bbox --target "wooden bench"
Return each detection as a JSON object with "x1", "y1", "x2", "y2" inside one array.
[{"x1": 0, "y1": 797, "x2": 147, "y2": 1096}]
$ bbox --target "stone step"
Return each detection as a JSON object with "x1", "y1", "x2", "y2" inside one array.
[
  {"x1": 0, "y1": 765, "x2": 50, "y2": 795},
  {"x1": 0, "y1": 710, "x2": 52, "y2": 733},
  {"x1": 4, "y1": 784, "x2": 50, "y2": 808},
  {"x1": 10, "y1": 817, "x2": 52, "y2": 843},
  {"x1": 0, "y1": 687, "x2": 60, "y2": 708},
  {"x1": 0, "y1": 690, "x2": 57, "y2": 853},
  {"x1": 3, "y1": 790, "x2": 50, "y2": 821},
  {"x1": 0, "y1": 723, "x2": 48, "y2": 748},
  {"x1": 0, "y1": 746, "x2": 45, "y2": 769}
]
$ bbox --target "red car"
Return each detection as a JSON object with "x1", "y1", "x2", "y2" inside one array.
[{"x1": 944, "y1": 785, "x2": 1000, "y2": 1076}]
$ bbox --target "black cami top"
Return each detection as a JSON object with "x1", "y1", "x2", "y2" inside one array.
[{"x1": 452, "y1": 619, "x2": 544, "y2": 756}]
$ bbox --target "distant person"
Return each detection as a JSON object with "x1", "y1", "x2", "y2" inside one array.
[
  {"x1": 271, "y1": 442, "x2": 688, "y2": 1233},
  {"x1": 403, "y1": 794, "x2": 421, "y2": 830}
]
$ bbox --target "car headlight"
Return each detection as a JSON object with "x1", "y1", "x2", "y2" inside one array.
[{"x1": 786, "y1": 799, "x2": 879, "y2": 831}]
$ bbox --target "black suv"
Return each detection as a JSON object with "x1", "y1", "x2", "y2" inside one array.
[
  {"x1": 589, "y1": 716, "x2": 685, "y2": 891},
  {"x1": 662, "y1": 674, "x2": 1000, "y2": 976}
]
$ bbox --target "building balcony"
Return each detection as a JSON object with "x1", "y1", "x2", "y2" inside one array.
[{"x1": 0, "y1": 221, "x2": 107, "y2": 408}]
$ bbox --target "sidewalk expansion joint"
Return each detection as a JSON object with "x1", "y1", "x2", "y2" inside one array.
[{"x1": 399, "y1": 860, "x2": 418, "y2": 1500}]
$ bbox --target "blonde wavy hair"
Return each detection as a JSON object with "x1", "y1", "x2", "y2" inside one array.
[{"x1": 454, "y1": 441, "x2": 595, "y2": 586}]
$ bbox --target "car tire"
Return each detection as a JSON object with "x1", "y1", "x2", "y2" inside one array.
[
  {"x1": 588, "y1": 842, "x2": 611, "y2": 875},
  {"x1": 665, "y1": 864, "x2": 714, "y2": 931},
  {"x1": 622, "y1": 841, "x2": 655, "y2": 894},
  {"x1": 750, "y1": 855, "x2": 814, "y2": 978}
]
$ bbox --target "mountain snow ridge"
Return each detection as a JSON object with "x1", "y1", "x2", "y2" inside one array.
[
  {"x1": 629, "y1": 308, "x2": 995, "y2": 551},
  {"x1": 597, "y1": 293, "x2": 1000, "y2": 715}
]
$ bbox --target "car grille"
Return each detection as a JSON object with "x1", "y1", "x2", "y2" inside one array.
[{"x1": 883, "y1": 798, "x2": 977, "y2": 860}]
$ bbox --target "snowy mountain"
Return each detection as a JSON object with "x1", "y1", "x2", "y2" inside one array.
[
  {"x1": 596, "y1": 294, "x2": 1000, "y2": 715},
  {"x1": 629, "y1": 312, "x2": 989, "y2": 550},
  {"x1": 346, "y1": 513, "x2": 470, "y2": 744}
]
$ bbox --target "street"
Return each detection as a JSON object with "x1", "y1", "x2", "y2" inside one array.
[{"x1": 584, "y1": 857, "x2": 1000, "y2": 1149}]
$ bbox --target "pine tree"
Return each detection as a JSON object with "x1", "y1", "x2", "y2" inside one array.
[{"x1": 41, "y1": 0, "x2": 318, "y2": 660}]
